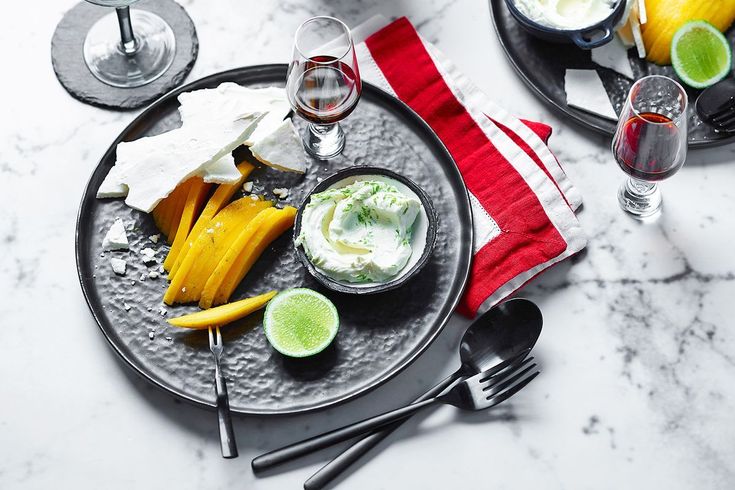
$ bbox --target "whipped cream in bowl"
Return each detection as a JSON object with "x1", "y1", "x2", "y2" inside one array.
[
  {"x1": 505, "y1": 0, "x2": 626, "y2": 49},
  {"x1": 293, "y1": 166, "x2": 438, "y2": 295}
]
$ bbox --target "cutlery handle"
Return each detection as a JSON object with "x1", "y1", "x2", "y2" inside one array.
[
  {"x1": 252, "y1": 398, "x2": 438, "y2": 473},
  {"x1": 304, "y1": 372, "x2": 460, "y2": 490},
  {"x1": 215, "y1": 361, "x2": 238, "y2": 459}
]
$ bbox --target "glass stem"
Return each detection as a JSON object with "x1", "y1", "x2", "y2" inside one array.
[
  {"x1": 116, "y1": 6, "x2": 138, "y2": 55},
  {"x1": 627, "y1": 177, "x2": 657, "y2": 197}
]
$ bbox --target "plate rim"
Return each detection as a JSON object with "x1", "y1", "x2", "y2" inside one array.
[
  {"x1": 75, "y1": 64, "x2": 474, "y2": 416},
  {"x1": 489, "y1": 0, "x2": 735, "y2": 149}
]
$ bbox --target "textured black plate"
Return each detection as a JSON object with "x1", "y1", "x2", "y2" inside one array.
[
  {"x1": 490, "y1": 0, "x2": 735, "y2": 148},
  {"x1": 76, "y1": 65, "x2": 473, "y2": 416}
]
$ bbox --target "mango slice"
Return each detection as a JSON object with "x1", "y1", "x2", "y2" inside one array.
[
  {"x1": 168, "y1": 162, "x2": 254, "y2": 279},
  {"x1": 200, "y1": 206, "x2": 296, "y2": 309},
  {"x1": 163, "y1": 197, "x2": 273, "y2": 305},
  {"x1": 161, "y1": 179, "x2": 192, "y2": 243},
  {"x1": 642, "y1": 0, "x2": 735, "y2": 64},
  {"x1": 163, "y1": 177, "x2": 213, "y2": 271},
  {"x1": 167, "y1": 291, "x2": 278, "y2": 329}
]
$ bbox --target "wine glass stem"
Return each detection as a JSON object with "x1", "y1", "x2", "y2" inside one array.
[
  {"x1": 116, "y1": 6, "x2": 139, "y2": 55},
  {"x1": 628, "y1": 177, "x2": 657, "y2": 196}
]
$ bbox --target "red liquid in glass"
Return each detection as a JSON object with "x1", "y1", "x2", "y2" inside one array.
[
  {"x1": 293, "y1": 55, "x2": 361, "y2": 125},
  {"x1": 614, "y1": 112, "x2": 682, "y2": 182}
]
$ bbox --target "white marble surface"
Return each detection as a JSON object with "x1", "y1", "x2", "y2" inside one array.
[{"x1": 2, "y1": 1, "x2": 735, "y2": 489}]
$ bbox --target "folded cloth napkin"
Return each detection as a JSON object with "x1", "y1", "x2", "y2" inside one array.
[{"x1": 348, "y1": 16, "x2": 587, "y2": 316}]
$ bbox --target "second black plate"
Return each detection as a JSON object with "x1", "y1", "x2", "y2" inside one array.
[{"x1": 490, "y1": 0, "x2": 735, "y2": 148}]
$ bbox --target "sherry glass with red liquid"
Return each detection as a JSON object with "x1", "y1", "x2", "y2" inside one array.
[
  {"x1": 287, "y1": 16, "x2": 361, "y2": 159},
  {"x1": 612, "y1": 75, "x2": 688, "y2": 218}
]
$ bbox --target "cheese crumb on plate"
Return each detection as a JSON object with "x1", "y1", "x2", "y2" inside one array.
[
  {"x1": 564, "y1": 69, "x2": 618, "y2": 120},
  {"x1": 102, "y1": 218, "x2": 129, "y2": 251}
]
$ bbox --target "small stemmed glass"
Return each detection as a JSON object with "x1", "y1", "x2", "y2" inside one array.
[
  {"x1": 612, "y1": 75, "x2": 688, "y2": 218},
  {"x1": 286, "y1": 17, "x2": 362, "y2": 160}
]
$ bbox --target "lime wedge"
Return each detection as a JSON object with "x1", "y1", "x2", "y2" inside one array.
[
  {"x1": 263, "y1": 288, "x2": 339, "y2": 358},
  {"x1": 671, "y1": 20, "x2": 732, "y2": 89}
]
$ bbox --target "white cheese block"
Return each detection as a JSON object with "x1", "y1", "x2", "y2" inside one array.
[
  {"x1": 115, "y1": 112, "x2": 262, "y2": 212},
  {"x1": 102, "y1": 218, "x2": 129, "y2": 250},
  {"x1": 178, "y1": 83, "x2": 291, "y2": 146},
  {"x1": 249, "y1": 119, "x2": 306, "y2": 173},
  {"x1": 591, "y1": 37, "x2": 634, "y2": 79},
  {"x1": 200, "y1": 154, "x2": 241, "y2": 184},
  {"x1": 110, "y1": 257, "x2": 127, "y2": 275},
  {"x1": 564, "y1": 69, "x2": 618, "y2": 121},
  {"x1": 97, "y1": 165, "x2": 128, "y2": 198}
]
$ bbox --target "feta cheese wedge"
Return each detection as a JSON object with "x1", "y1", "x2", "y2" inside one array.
[
  {"x1": 97, "y1": 165, "x2": 128, "y2": 198},
  {"x1": 250, "y1": 119, "x2": 306, "y2": 173},
  {"x1": 110, "y1": 257, "x2": 127, "y2": 275},
  {"x1": 178, "y1": 83, "x2": 291, "y2": 147},
  {"x1": 591, "y1": 37, "x2": 634, "y2": 79},
  {"x1": 115, "y1": 112, "x2": 262, "y2": 212},
  {"x1": 200, "y1": 154, "x2": 242, "y2": 184},
  {"x1": 102, "y1": 218, "x2": 129, "y2": 250},
  {"x1": 564, "y1": 69, "x2": 618, "y2": 121}
]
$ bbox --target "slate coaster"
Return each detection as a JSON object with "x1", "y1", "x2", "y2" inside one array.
[{"x1": 51, "y1": 0, "x2": 198, "y2": 110}]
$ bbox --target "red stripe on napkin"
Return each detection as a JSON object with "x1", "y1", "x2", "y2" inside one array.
[
  {"x1": 365, "y1": 18, "x2": 567, "y2": 316},
  {"x1": 493, "y1": 118, "x2": 571, "y2": 209}
]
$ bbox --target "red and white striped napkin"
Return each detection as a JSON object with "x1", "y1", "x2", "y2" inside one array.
[{"x1": 348, "y1": 16, "x2": 587, "y2": 316}]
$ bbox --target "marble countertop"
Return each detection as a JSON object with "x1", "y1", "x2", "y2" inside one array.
[{"x1": 2, "y1": 0, "x2": 734, "y2": 488}]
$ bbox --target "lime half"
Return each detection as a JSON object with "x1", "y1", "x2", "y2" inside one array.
[
  {"x1": 263, "y1": 288, "x2": 339, "y2": 358},
  {"x1": 671, "y1": 20, "x2": 732, "y2": 89}
]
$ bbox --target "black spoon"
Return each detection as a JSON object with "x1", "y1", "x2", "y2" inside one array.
[
  {"x1": 278, "y1": 298, "x2": 543, "y2": 488},
  {"x1": 695, "y1": 78, "x2": 735, "y2": 133}
]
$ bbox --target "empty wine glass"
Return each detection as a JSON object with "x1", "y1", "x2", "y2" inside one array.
[
  {"x1": 83, "y1": 0, "x2": 176, "y2": 88},
  {"x1": 286, "y1": 16, "x2": 361, "y2": 159},
  {"x1": 612, "y1": 75, "x2": 688, "y2": 218}
]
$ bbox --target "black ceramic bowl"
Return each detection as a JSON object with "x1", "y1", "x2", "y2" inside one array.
[
  {"x1": 293, "y1": 166, "x2": 438, "y2": 295},
  {"x1": 504, "y1": 0, "x2": 627, "y2": 49}
]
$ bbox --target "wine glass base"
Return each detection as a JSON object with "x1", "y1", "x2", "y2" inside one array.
[
  {"x1": 618, "y1": 178, "x2": 662, "y2": 218},
  {"x1": 83, "y1": 9, "x2": 176, "y2": 88},
  {"x1": 305, "y1": 123, "x2": 345, "y2": 160}
]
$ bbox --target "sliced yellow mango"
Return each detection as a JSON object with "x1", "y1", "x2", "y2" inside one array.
[
  {"x1": 152, "y1": 198, "x2": 172, "y2": 238},
  {"x1": 168, "y1": 162, "x2": 254, "y2": 279},
  {"x1": 167, "y1": 291, "x2": 278, "y2": 329},
  {"x1": 163, "y1": 197, "x2": 273, "y2": 305},
  {"x1": 163, "y1": 180, "x2": 192, "y2": 243},
  {"x1": 200, "y1": 206, "x2": 296, "y2": 309},
  {"x1": 163, "y1": 177, "x2": 213, "y2": 271}
]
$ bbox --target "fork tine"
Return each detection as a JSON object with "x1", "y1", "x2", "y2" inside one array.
[
  {"x1": 485, "y1": 371, "x2": 540, "y2": 407},
  {"x1": 478, "y1": 356, "x2": 535, "y2": 388},
  {"x1": 216, "y1": 326, "x2": 223, "y2": 346},
  {"x1": 711, "y1": 105, "x2": 735, "y2": 122},
  {"x1": 476, "y1": 350, "x2": 530, "y2": 384},
  {"x1": 713, "y1": 112, "x2": 735, "y2": 127},
  {"x1": 483, "y1": 363, "x2": 537, "y2": 399},
  {"x1": 208, "y1": 326, "x2": 215, "y2": 348}
]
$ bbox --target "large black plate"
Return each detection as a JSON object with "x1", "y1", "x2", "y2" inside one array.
[
  {"x1": 76, "y1": 65, "x2": 473, "y2": 415},
  {"x1": 490, "y1": 0, "x2": 735, "y2": 148}
]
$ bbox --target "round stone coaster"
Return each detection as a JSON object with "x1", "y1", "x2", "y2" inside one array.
[{"x1": 51, "y1": 0, "x2": 198, "y2": 110}]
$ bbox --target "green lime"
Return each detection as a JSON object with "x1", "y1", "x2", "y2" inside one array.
[
  {"x1": 671, "y1": 20, "x2": 732, "y2": 89},
  {"x1": 263, "y1": 288, "x2": 339, "y2": 358}
]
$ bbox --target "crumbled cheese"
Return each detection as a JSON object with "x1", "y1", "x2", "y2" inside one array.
[
  {"x1": 159, "y1": 308, "x2": 167, "y2": 316},
  {"x1": 564, "y1": 69, "x2": 618, "y2": 120},
  {"x1": 242, "y1": 181, "x2": 254, "y2": 193},
  {"x1": 206, "y1": 228, "x2": 215, "y2": 234},
  {"x1": 591, "y1": 36, "x2": 634, "y2": 79},
  {"x1": 110, "y1": 257, "x2": 127, "y2": 275},
  {"x1": 130, "y1": 281, "x2": 135, "y2": 286},
  {"x1": 181, "y1": 287, "x2": 187, "y2": 293},
  {"x1": 140, "y1": 247, "x2": 157, "y2": 264},
  {"x1": 102, "y1": 218, "x2": 129, "y2": 251},
  {"x1": 158, "y1": 265, "x2": 165, "y2": 274},
  {"x1": 149, "y1": 234, "x2": 160, "y2": 244},
  {"x1": 123, "y1": 303, "x2": 132, "y2": 311},
  {"x1": 250, "y1": 194, "x2": 260, "y2": 201},
  {"x1": 148, "y1": 271, "x2": 160, "y2": 279},
  {"x1": 140, "y1": 273, "x2": 147, "y2": 281},
  {"x1": 273, "y1": 187, "x2": 289, "y2": 199},
  {"x1": 148, "y1": 330, "x2": 155, "y2": 340}
]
